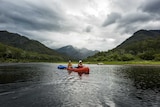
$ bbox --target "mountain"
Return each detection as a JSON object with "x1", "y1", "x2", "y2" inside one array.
[
  {"x1": 0, "y1": 31, "x2": 60, "y2": 55},
  {"x1": 116, "y1": 30, "x2": 160, "y2": 49},
  {"x1": 86, "y1": 29, "x2": 160, "y2": 61},
  {"x1": 0, "y1": 30, "x2": 66, "y2": 61},
  {"x1": 56, "y1": 45, "x2": 99, "y2": 60},
  {"x1": 0, "y1": 42, "x2": 65, "y2": 62}
]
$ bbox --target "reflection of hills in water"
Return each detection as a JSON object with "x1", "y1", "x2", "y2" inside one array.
[
  {"x1": 121, "y1": 66, "x2": 160, "y2": 90},
  {"x1": 0, "y1": 63, "x2": 160, "y2": 107}
]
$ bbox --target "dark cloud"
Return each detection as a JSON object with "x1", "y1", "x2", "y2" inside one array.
[
  {"x1": 85, "y1": 26, "x2": 92, "y2": 32},
  {"x1": 140, "y1": 0, "x2": 160, "y2": 15},
  {"x1": 102, "y1": 12, "x2": 121, "y2": 27},
  {"x1": 102, "y1": 0, "x2": 160, "y2": 35},
  {"x1": 0, "y1": 0, "x2": 66, "y2": 32},
  {"x1": 118, "y1": 12, "x2": 151, "y2": 28},
  {"x1": 102, "y1": 12, "x2": 151, "y2": 34}
]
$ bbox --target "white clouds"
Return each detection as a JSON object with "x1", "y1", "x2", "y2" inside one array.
[{"x1": 0, "y1": 0, "x2": 160, "y2": 51}]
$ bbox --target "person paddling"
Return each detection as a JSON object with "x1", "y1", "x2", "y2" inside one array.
[
  {"x1": 77, "y1": 60, "x2": 83, "y2": 68},
  {"x1": 67, "y1": 60, "x2": 72, "y2": 68}
]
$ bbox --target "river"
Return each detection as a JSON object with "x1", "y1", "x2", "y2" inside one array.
[{"x1": 0, "y1": 63, "x2": 160, "y2": 107}]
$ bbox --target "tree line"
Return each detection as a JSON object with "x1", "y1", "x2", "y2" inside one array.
[
  {"x1": 0, "y1": 43, "x2": 64, "y2": 62},
  {"x1": 86, "y1": 38, "x2": 160, "y2": 62}
]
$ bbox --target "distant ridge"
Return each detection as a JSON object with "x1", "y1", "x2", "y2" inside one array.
[{"x1": 56, "y1": 45, "x2": 99, "y2": 60}]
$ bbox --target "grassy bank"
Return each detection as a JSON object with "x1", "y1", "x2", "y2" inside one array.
[
  {"x1": 1, "y1": 59, "x2": 160, "y2": 65},
  {"x1": 85, "y1": 61, "x2": 160, "y2": 65}
]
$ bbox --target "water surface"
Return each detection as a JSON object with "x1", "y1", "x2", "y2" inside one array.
[{"x1": 0, "y1": 63, "x2": 160, "y2": 107}]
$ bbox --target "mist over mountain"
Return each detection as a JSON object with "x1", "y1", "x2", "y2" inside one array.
[{"x1": 56, "y1": 45, "x2": 99, "y2": 60}]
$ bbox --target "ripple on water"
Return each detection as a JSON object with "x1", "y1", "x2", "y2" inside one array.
[{"x1": 0, "y1": 63, "x2": 160, "y2": 107}]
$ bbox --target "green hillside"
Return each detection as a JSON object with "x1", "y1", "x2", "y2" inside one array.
[
  {"x1": 0, "y1": 31, "x2": 66, "y2": 62},
  {"x1": 86, "y1": 30, "x2": 160, "y2": 62},
  {"x1": 0, "y1": 42, "x2": 64, "y2": 62},
  {"x1": 0, "y1": 31, "x2": 61, "y2": 55}
]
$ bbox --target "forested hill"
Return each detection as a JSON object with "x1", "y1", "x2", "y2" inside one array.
[
  {"x1": 86, "y1": 29, "x2": 160, "y2": 61},
  {"x1": 0, "y1": 31, "x2": 59, "y2": 55},
  {"x1": 0, "y1": 30, "x2": 66, "y2": 62},
  {"x1": 116, "y1": 30, "x2": 160, "y2": 49}
]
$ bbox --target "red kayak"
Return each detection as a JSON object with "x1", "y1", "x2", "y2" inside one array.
[{"x1": 67, "y1": 67, "x2": 90, "y2": 74}]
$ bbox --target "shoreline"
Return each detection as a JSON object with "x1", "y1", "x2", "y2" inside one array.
[
  {"x1": 85, "y1": 61, "x2": 160, "y2": 65},
  {"x1": 1, "y1": 61, "x2": 160, "y2": 66}
]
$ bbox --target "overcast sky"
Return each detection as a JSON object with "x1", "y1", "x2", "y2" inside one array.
[{"x1": 0, "y1": 0, "x2": 160, "y2": 51}]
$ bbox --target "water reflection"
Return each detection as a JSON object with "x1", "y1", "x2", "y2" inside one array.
[
  {"x1": 0, "y1": 63, "x2": 160, "y2": 107},
  {"x1": 67, "y1": 69, "x2": 89, "y2": 79},
  {"x1": 0, "y1": 63, "x2": 58, "y2": 84},
  {"x1": 120, "y1": 66, "x2": 160, "y2": 90},
  {"x1": 67, "y1": 70, "x2": 72, "y2": 75}
]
